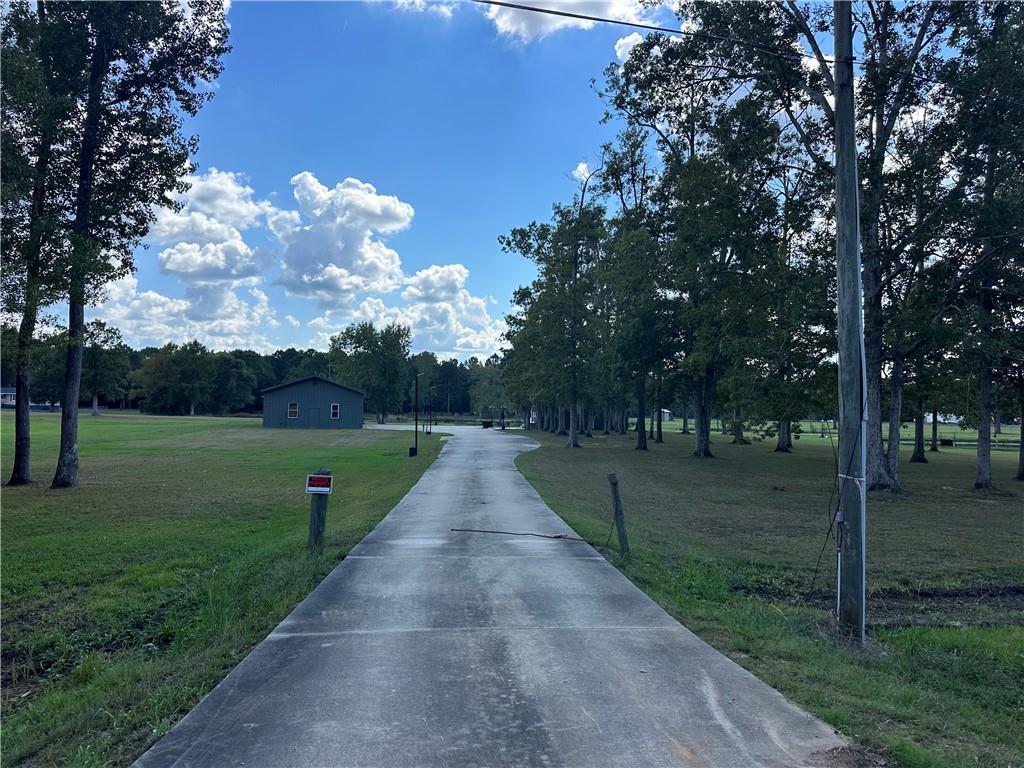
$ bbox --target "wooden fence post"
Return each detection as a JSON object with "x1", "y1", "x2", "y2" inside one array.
[
  {"x1": 607, "y1": 473, "x2": 630, "y2": 557},
  {"x1": 307, "y1": 468, "x2": 331, "y2": 556}
]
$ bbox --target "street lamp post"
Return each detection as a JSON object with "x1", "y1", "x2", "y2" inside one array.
[
  {"x1": 410, "y1": 372, "x2": 422, "y2": 457},
  {"x1": 426, "y1": 384, "x2": 438, "y2": 434}
]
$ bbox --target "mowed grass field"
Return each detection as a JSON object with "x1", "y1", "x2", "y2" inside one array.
[
  {"x1": 1, "y1": 411, "x2": 441, "y2": 768},
  {"x1": 515, "y1": 428, "x2": 1024, "y2": 768}
]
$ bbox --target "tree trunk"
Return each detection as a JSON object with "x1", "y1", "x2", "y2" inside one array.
[
  {"x1": 585, "y1": 406, "x2": 593, "y2": 438},
  {"x1": 863, "y1": 231, "x2": 894, "y2": 488},
  {"x1": 52, "y1": 295, "x2": 85, "y2": 488},
  {"x1": 9, "y1": 303, "x2": 40, "y2": 485},
  {"x1": 910, "y1": 400, "x2": 927, "y2": 463},
  {"x1": 655, "y1": 404, "x2": 663, "y2": 443},
  {"x1": 693, "y1": 375, "x2": 713, "y2": 458},
  {"x1": 9, "y1": 3, "x2": 57, "y2": 486},
  {"x1": 884, "y1": 354, "x2": 905, "y2": 490},
  {"x1": 1017, "y1": 389, "x2": 1024, "y2": 482},
  {"x1": 52, "y1": 26, "x2": 111, "y2": 490},
  {"x1": 775, "y1": 420, "x2": 792, "y2": 452},
  {"x1": 602, "y1": 404, "x2": 610, "y2": 435},
  {"x1": 636, "y1": 373, "x2": 647, "y2": 450},
  {"x1": 566, "y1": 403, "x2": 580, "y2": 447},
  {"x1": 993, "y1": 410, "x2": 1001, "y2": 435},
  {"x1": 648, "y1": 407, "x2": 655, "y2": 439},
  {"x1": 930, "y1": 407, "x2": 939, "y2": 452},
  {"x1": 731, "y1": 408, "x2": 750, "y2": 445},
  {"x1": 91, "y1": 392, "x2": 99, "y2": 417},
  {"x1": 976, "y1": 366, "x2": 993, "y2": 488},
  {"x1": 975, "y1": 153, "x2": 996, "y2": 490},
  {"x1": 681, "y1": 403, "x2": 689, "y2": 434}
]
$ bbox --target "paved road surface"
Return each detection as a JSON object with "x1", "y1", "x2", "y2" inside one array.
[{"x1": 134, "y1": 426, "x2": 844, "y2": 768}]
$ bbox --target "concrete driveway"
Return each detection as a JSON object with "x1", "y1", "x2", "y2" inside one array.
[{"x1": 134, "y1": 426, "x2": 844, "y2": 767}]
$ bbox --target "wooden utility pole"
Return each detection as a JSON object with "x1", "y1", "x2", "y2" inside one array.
[{"x1": 834, "y1": 0, "x2": 867, "y2": 643}]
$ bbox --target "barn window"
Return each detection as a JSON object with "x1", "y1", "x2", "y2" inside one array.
[
  {"x1": 287, "y1": 402, "x2": 299, "y2": 419},
  {"x1": 331, "y1": 403, "x2": 340, "y2": 419}
]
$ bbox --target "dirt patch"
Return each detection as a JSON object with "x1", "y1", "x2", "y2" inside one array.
[
  {"x1": 819, "y1": 744, "x2": 892, "y2": 767},
  {"x1": 737, "y1": 583, "x2": 1024, "y2": 628}
]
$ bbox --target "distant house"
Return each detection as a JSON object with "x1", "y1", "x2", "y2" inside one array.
[
  {"x1": 261, "y1": 376, "x2": 364, "y2": 429},
  {"x1": 0, "y1": 387, "x2": 59, "y2": 411}
]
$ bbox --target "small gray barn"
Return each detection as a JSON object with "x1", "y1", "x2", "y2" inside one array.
[{"x1": 262, "y1": 376, "x2": 364, "y2": 429}]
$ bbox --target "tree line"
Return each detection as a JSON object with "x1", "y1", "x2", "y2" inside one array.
[
  {"x1": 0, "y1": 320, "x2": 508, "y2": 422},
  {"x1": 497, "y1": 1, "x2": 1023, "y2": 487}
]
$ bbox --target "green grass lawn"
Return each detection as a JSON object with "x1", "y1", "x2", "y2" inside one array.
[
  {"x1": 515, "y1": 428, "x2": 1024, "y2": 768},
  {"x1": 1, "y1": 411, "x2": 441, "y2": 768}
]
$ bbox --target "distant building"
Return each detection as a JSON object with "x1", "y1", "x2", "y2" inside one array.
[
  {"x1": 0, "y1": 387, "x2": 58, "y2": 411},
  {"x1": 261, "y1": 375, "x2": 364, "y2": 429}
]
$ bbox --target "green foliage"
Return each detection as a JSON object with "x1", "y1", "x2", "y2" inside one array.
[
  {"x1": 329, "y1": 322, "x2": 411, "y2": 421},
  {"x1": 81, "y1": 320, "x2": 130, "y2": 405},
  {"x1": 29, "y1": 328, "x2": 67, "y2": 407},
  {"x1": 466, "y1": 354, "x2": 506, "y2": 417}
]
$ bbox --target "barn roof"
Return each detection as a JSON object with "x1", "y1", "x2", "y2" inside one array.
[{"x1": 261, "y1": 375, "x2": 364, "y2": 396}]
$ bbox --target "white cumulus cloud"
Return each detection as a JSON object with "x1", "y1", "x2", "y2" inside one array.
[
  {"x1": 157, "y1": 239, "x2": 264, "y2": 285},
  {"x1": 484, "y1": 0, "x2": 644, "y2": 41},
  {"x1": 309, "y1": 266, "x2": 505, "y2": 360},
  {"x1": 401, "y1": 263, "x2": 470, "y2": 303},
  {"x1": 178, "y1": 167, "x2": 274, "y2": 229},
  {"x1": 95, "y1": 276, "x2": 278, "y2": 353},
  {"x1": 275, "y1": 172, "x2": 413, "y2": 305},
  {"x1": 394, "y1": 0, "x2": 456, "y2": 18},
  {"x1": 615, "y1": 31, "x2": 643, "y2": 61},
  {"x1": 572, "y1": 161, "x2": 594, "y2": 182}
]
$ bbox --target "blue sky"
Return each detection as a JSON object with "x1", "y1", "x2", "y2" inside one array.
[{"x1": 95, "y1": 1, "x2": 656, "y2": 357}]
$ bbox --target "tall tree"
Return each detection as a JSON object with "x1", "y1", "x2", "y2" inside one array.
[
  {"x1": 938, "y1": 2, "x2": 1024, "y2": 489},
  {"x1": 2, "y1": 0, "x2": 83, "y2": 484},
  {"x1": 596, "y1": 127, "x2": 669, "y2": 451},
  {"x1": 330, "y1": 322, "x2": 411, "y2": 423},
  {"x1": 500, "y1": 192, "x2": 606, "y2": 447},
  {"x1": 209, "y1": 352, "x2": 256, "y2": 415},
  {"x1": 80, "y1": 320, "x2": 129, "y2": 415},
  {"x1": 51, "y1": 1, "x2": 229, "y2": 488},
  {"x1": 132, "y1": 341, "x2": 213, "y2": 416}
]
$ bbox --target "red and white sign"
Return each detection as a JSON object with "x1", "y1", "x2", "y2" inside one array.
[{"x1": 305, "y1": 474, "x2": 333, "y2": 495}]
